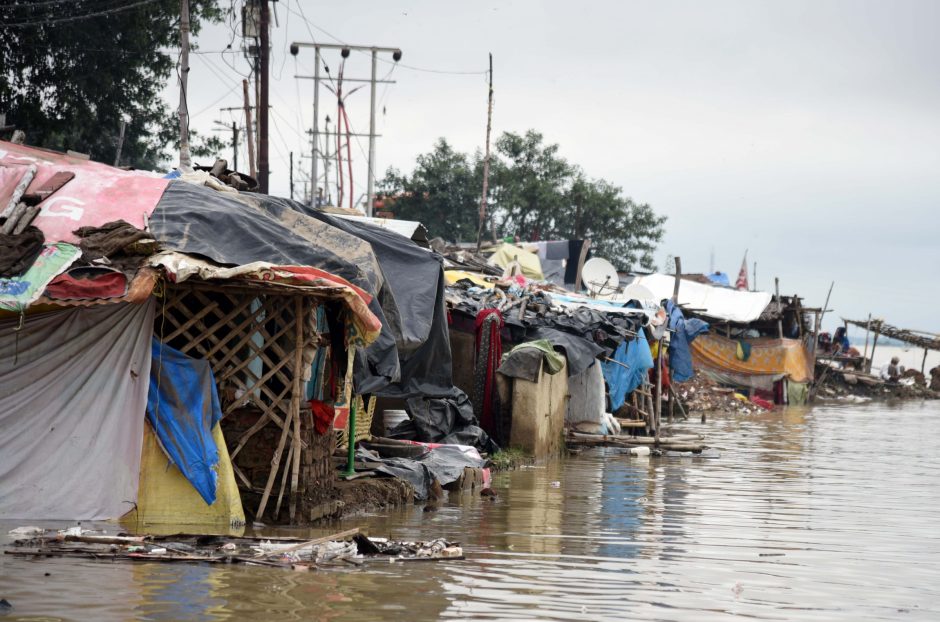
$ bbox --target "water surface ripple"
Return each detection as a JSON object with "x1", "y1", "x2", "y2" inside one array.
[{"x1": 2, "y1": 401, "x2": 939, "y2": 620}]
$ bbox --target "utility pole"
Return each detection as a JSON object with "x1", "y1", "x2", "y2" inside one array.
[
  {"x1": 367, "y1": 48, "x2": 378, "y2": 216},
  {"x1": 291, "y1": 42, "x2": 401, "y2": 213},
  {"x1": 310, "y1": 45, "x2": 320, "y2": 207},
  {"x1": 242, "y1": 79, "x2": 257, "y2": 179},
  {"x1": 258, "y1": 0, "x2": 270, "y2": 193},
  {"x1": 476, "y1": 53, "x2": 494, "y2": 251},
  {"x1": 231, "y1": 121, "x2": 239, "y2": 171},
  {"x1": 289, "y1": 151, "x2": 294, "y2": 200},
  {"x1": 214, "y1": 118, "x2": 240, "y2": 171},
  {"x1": 322, "y1": 115, "x2": 331, "y2": 205},
  {"x1": 177, "y1": 0, "x2": 192, "y2": 171}
]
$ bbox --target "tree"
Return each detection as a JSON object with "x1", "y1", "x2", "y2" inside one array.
[
  {"x1": 562, "y1": 172, "x2": 666, "y2": 271},
  {"x1": 380, "y1": 131, "x2": 666, "y2": 271},
  {"x1": 378, "y1": 139, "x2": 481, "y2": 242},
  {"x1": 490, "y1": 130, "x2": 573, "y2": 241},
  {"x1": 0, "y1": 0, "x2": 223, "y2": 170}
]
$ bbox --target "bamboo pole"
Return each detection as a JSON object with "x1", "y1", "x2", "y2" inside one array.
[
  {"x1": 862, "y1": 313, "x2": 872, "y2": 364},
  {"x1": 655, "y1": 337, "x2": 663, "y2": 442},
  {"x1": 289, "y1": 296, "x2": 305, "y2": 522},
  {"x1": 774, "y1": 278, "x2": 783, "y2": 338},
  {"x1": 922, "y1": 349, "x2": 929, "y2": 375},
  {"x1": 869, "y1": 330, "x2": 879, "y2": 375}
]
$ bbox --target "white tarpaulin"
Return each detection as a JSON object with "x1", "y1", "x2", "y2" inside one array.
[
  {"x1": 0, "y1": 300, "x2": 154, "y2": 520},
  {"x1": 629, "y1": 273, "x2": 772, "y2": 323}
]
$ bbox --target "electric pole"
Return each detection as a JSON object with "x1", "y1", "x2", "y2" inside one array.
[
  {"x1": 477, "y1": 53, "x2": 494, "y2": 250},
  {"x1": 177, "y1": 0, "x2": 192, "y2": 171},
  {"x1": 289, "y1": 151, "x2": 294, "y2": 200},
  {"x1": 291, "y1": 42, "x2": 401, "y2": 214},
  {"x1": 258, "y1": 0, "x2": 270, "y2": 193},
  {"x1": 214, "y1": 118, "x2": 240, "y2": 171},
  {"x1": 323, "y1": 115, "x2": 331, "y2": 205},
  {"x1": 242, "y1": 80, "x2": 257, "y2": 179}
]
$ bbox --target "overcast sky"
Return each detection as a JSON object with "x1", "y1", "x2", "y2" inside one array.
[{"x1": 170, "y1": 0, "x2": 940, "y2": 334}]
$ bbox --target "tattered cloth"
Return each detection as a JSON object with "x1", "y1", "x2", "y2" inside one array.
[
  {"x1": 692, "y1": 333, "x2": 814, "y2": 383},
  {"x1": 0, "y1": 226, "x2": 44, "y2": 278},
  {"x1": 73, "y1": 220, "x2": 154, "y2": 261}
]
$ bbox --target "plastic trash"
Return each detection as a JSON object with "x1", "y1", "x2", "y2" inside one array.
[
  {"x1": 627, "y1": 446, "x2": 650, "y2": 457},
  {"x1": 8, "y1": 526, "x2": 44, "y2": 536},
  {"x1": 550, "y1": 481, "x2": 561, "y2": 488}
]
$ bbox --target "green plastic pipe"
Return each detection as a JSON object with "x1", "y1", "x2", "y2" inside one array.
[{"x1": 344, "y1": 400, "x2": 357, "y2": 477}]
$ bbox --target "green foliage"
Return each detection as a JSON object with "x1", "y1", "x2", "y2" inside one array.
[
  {"x1": 382, "y1": 130, "x2": 666, "y2": 271},
  {"x1": 379, "y1": 138, "x2": 482, "y2": 243},
  {"x1": 0, "y1": 0, "x2": 223, "y2": 170}
]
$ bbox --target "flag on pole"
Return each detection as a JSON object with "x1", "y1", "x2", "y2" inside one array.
[{"x1": 735, "y1": 251, "x2": 749, "y2": 290}]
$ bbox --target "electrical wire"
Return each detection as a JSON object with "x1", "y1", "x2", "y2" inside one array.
[
  {"x1": 287, "y1": 3, "x2": 488, "y2": 77},
  {"x1": 2, "y1": 0, "x2": 162, "y2": 28}
]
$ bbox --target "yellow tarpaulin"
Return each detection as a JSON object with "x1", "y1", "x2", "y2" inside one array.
[
  {"x1": 121, "y1": 423, "x2": 245, "y2": 528},
  {"x1": 691, "y1": 334, "x2": 814, "y2": 383},
  {"x1": 485, "y1": 243, "x2": 544, "y2": 280},
  {"x1": 444, "y1": 270, "x2": 494, "y2": 288}
]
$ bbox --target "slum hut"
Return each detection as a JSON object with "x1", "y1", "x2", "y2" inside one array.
[
  {"x1": 628, "y1": 273, "x2": 817, "y2": 405},
  {"x1": 0, "y1": 141, "x2": 383, "y2": 525},
  {"x1": 843, "y1": 317, "x2": 940, "y2": 377},
  {"x1": 441, "y1": 251, "x2": 662, "y2": 456}
]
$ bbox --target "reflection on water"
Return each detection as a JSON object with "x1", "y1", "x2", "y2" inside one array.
[{"x1": 3, "y1": 401, "x2": 940, "y2": 621}]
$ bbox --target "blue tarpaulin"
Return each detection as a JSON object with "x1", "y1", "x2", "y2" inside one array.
[
  {"x1": 707, "y1": 272, "x2": 731, "y2": 287},
  {"x1": 147, "y1": 338, "x2": 223, "y2": 505},
  {"x1": 602, "y1": 334, "x2": 654, "y2": 411},
  {"x1": 665, "y1": 300, "x2": 710, "y2": 383}
]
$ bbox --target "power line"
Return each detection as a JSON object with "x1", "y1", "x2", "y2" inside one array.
[
  {"x1": 287, "y1": 4, "x2": 488, "y2": 77},
  {"x1": 2, "y1": 0, "x2": 162, "y2": 28}
]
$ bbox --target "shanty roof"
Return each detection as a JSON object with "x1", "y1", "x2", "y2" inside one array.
[
  {"x1": 629, "y1": 273, "x2": 772, "y2": 323},
  {"x1": 332, "y1": 214, "x2": 429, "y2": 247},
  {"x1": 843, "y1": 318, "x2": 940, "y2": 351}
]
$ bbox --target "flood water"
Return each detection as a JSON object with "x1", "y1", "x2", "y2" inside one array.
[{"x1": 3, "y1": 400, "x2": 940, "y2": 621}]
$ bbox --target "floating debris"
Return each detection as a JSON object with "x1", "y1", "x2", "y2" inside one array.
[{"x1": 3, "y1": 527, "x2": 463, "y2": 571}]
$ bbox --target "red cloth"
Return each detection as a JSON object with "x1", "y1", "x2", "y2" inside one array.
[
  {"x1": 474, "y1": 308, "x2": 503, "y2": 434},
  {"x1": 308, "y1": 399, "x2": 335, "y2": 435},
  {"x1": 749, "y1": 395, "x2": 774, "y2": 411},
  {"x1": 45, "y1": 270, "x2": 127, "y2": 300}
]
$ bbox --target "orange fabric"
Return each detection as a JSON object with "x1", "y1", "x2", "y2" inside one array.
[{"x1": 691, "y1": 334, "x2": 813, "y2": 382}]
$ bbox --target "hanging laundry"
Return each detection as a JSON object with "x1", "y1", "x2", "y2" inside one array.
[{"x1": 665, "y1": 300, "x2": 710, "y2": 383}]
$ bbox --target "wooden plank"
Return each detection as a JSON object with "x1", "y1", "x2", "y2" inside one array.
[
  {"x1": 257, "y1": 528, "x2": 361, "y2": 559},
  {"x1": 21, "y1": 170, "x2": 75, "y2": 204}
]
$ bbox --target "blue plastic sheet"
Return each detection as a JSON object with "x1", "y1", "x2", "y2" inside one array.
[
  {"x1": 602, "y1": 334, "x2": 654, "y2": 411},
  {"x1": 665, "y1": 301, "x2": 710, "y2": 383},
  {"x1": 147, "y1": 339, "x2": 223, "y2": 505}
]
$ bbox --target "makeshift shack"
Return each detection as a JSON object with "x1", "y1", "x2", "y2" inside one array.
[
  {"x1": 629, "y1": 273, "x2": 817, "y2": 405},
  {"x1": 0, "y1": 141, "x2": 384, "y2": 525}
]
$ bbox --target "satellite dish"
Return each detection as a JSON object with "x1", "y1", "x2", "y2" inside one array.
[
  {"x1": 581, "y1": 257, "x2": 620, "y2": 298},
  {"x1": 621, "y1": 282, "x2": 655, "y2": 303}
]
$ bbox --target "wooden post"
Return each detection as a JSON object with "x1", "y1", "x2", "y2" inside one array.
[
  {"x1": 573, "y1": 239, "x2": 592, "y2": 292},
  {"x1": 811, "y1": 310, "x2": 821, "y2": 368},
  {"x1": 288, "y1": 296, "x2": 304, "y2": 522},
  {"x1": 921, "y1": 348, "x2": 928, "y2": 375},
  {"x1": 774, "y1": 278, "x2": 783, "y2": 338},
  {"x1": 868, "y1": 330, "x2": 879, "y2": 374},
  {"x1": 655, "y1": 337, "x2": 663, "y2": 442},
  {"x1": 794, "y1": 296, "x2": 805, "y2": 339},
  {"x1": 862, "y1": 313, "x2": 872, "y2": 364},
  {"x1": 672, "y1": 257, "x2": 682, "y2": 303}
]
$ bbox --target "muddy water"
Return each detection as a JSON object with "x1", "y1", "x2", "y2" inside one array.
[{"x1": 3, "y1": 400, "x2": 940, "y2": 621}]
